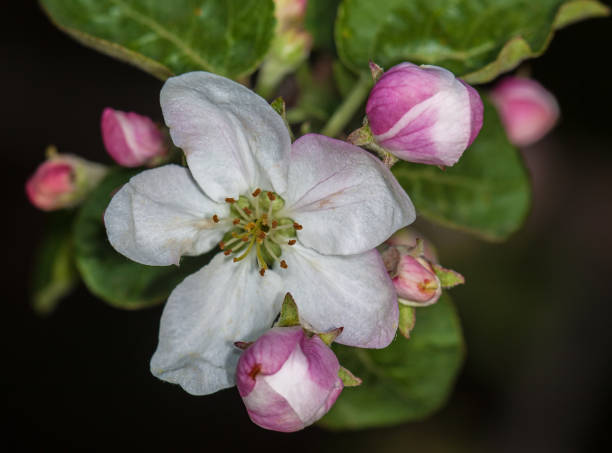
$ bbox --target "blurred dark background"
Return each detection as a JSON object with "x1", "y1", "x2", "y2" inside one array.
[{"x1": 4, "y1": 1, "x2": 612, "y2": 451}]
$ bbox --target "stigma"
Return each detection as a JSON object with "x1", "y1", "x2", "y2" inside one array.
[{"x1": 213, "y1": 189, "x2": 299, "y2": 276}]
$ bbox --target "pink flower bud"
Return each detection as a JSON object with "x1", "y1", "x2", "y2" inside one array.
[
  {"x1": 25, "y1": 149, "x2": 107, "y2": 211},
  {"x1": 236, "y1": 326, "x2": 343, "y2": 432},
  {"x1": 489, "y1": 76, "x2": 560, "y2": 147},
  {"x1": 381, "y1": 245, "x2": 441, "y2": 306},
  {"x1": 386, "y1": 228, "x2": 438, "y2": 263},
  {"x1": 366, "y1": 62, "x2": 483, "y2": 166},
  {"x1": 101, "y1": 108, "x2": 167, "y2": 167},
  {"x1": 274, "y1": 0, "x2": 308, "y2": 30}
]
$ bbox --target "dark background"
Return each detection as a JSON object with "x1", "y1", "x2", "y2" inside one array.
[{"x1": 5, "y1": 1, "x2": 612, "y2": 451}]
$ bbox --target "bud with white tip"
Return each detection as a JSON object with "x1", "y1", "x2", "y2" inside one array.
[
  {"x1": 101, "y1": 108, "x2": 167, "y2": 167},
  {"x1": 236, "y1": 326, "x2": 343, "y2": 432},
  {"x1": 364, "y1": 62, "x2": 483, "y2": 167}
]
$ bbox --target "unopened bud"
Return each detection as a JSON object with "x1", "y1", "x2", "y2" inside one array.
[
  {"x1": 25, "y1": 147, "x2": 107, "y2": 211},
  {"x1": 386, "y1": 228, "x2": 438, "y2": 263},
  {"x1": 365, "y1": 62, "x2": 483, "y2": 166},
  {"x1": 236, "y1": 326, "x2": 343, "y2": 432},
  {"x1": 101, "y1": 108, "x2": 167, "y2": 167},
  {"x1": 489, "y1": 76, "x2": 560, "y2": 147},
  {"x1": 274, "y1": 0, "x2": 308, "y2": 30},
  {"x1": 392, "y1": 254, "x2": 442, "y2": 306}
]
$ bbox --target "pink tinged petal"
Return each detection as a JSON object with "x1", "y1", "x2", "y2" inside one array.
[
  {"x1": 236, "y1": 326, "x2": 303, "y2": 397},
  {"x1": 280, "y1": 244, "x2": 399, "y2": 348},
  {"x1": 366, "y1": 62, "x2": 438, "y2": 136},
  {"x1": 460, "y1": 80, "x2": 484, "y2": 147},
  {"x1": 386, "y1": 228, "x2": 438, "y2": 263},
  {"x1": 160, "y1": 72, "x2": 291, "y2": 202},
  {"x1": 490, "y1": 76, "x2": 560, "y2": 147},
  {"x1": 367, "y1": 63, "x2": 483, "y2": 166},
  {"x1": 150, "y1": 253, "x2": 283, "y2": 396},
  {"x1": 101, "y1": 108, "x2": 166, "y2": 167},
  {"x1": 393, "y1": 255, "x2": 441, "y2": 304},
  {"x1": 104, "y1": 165, "x2": 229, "y2": 266},
  {"x1": 282, "y1": 134, "x2": 415, "y2": 255},
  {"x1": 25, "y1": 161, "x2": 74, "y2": 211},
  {"x1": 243, "y1": 378, "x2": 305, "y2": 432}
]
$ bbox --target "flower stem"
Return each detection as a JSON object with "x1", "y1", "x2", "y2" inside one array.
[{"x1": 321, "y1": 73, "x2": 372, "y2": 138}]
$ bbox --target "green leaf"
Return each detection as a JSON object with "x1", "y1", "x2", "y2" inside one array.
[
  {"x1": 40, "y1": 0, "x2": 276, "y2": 80},
  {"x1": 392, "y1": 98, "x2": 531, "y2": 241},
  {"x1": 335, "y1": 0, "x2": 609, "y2": 83},
  {"x1": 321, "y1": 295, "x2": 464, "y2": 429},
  {"x1": 73, "y1": 168, "x2": 215, "y2": 309},
  {"x1": 31, "y1": 211, "x2": 79, "y2": 316},
  {"x1": 305, "y1": 0, "x2": 342, "y2": 51}
]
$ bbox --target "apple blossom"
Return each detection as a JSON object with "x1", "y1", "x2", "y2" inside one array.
[
  {"x1": 101, "y1": 108, "x2": 167, "y2": 167},
  {"x1": 365, "y1": 62, "x2": 483, "y2": 166},
  {"x1": 26, "y1": 147, "x2": 107, "y2": 211},
  {"x1": 104, "y1": 71, "x2": 415, "y2": 395},
  {"x1": 236, "y1": 326, "x2": 342, "y2": 432},
  {"x1": 490, "y1": 76, "x2": 560, "y2": 146}
]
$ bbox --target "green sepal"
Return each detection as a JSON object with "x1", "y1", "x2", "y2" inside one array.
[
  {"x1": 433, "y1": 264, "x2": 466, "y2": 289},
  {"x1": 339, "y1": 365, "x2": 362, "y2": 387},
  {"x1": 277, "y1": 293, "x2": 300, "y2": 327},
  {"x1": 318, "y1": 327, "x2": 344, "y2": 346},
  {"x1": 347, "y1": 121, "x2": 373, "y2": 146},
  {"x1": 398, "y1": 304, "x2": 416, "y2": 339},
  {"x1": 270, "y1": 97, "x2": 295, "y2": 141}
]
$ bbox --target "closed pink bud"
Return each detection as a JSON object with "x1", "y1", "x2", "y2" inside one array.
[
  {"x1": 366, "y1": 62, "x2": 483, "y2": 166},
  {"x1": 489, "y1": 76, "x2": 560, "y2": 147},
  {"x1": 25, "y1": 149, "x2": 107, "y2": 211},
  {"x1": 393, "y1": 255, "x2": 441, "y2": 304},
  {"x1": 386, "y1": 228, "x2": 438, "y2": 263},
  {"x1": 236, "y1": 326, "x2": 343, "y2": 432},
  {"x1": 275, "y1": 0, "x2": 308, "y2": 29},
  {"x1": 101, "y1": 108, "x2": 167, "y2": 167}
]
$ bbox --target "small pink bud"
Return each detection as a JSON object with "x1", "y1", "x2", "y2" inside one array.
[
  {"x1": 381, "y1": 243, "x2": 442, "y2": 306},
  {"x1": 489, "y1": 76, "x2": 560, "y2": 146},
  {"x1": 101, "y1": 108, "x2": 167, "y2": 167},
  {"x1": 366, "y1": 62, "x2": 483, "y2": 166},
  {"x1": 25, "y1": 148, "x2": 107, "y2": 211},
  {"x1": 274, "y1": 0, "x2": 308, "y2": 29},
  {"x1": 236, "y1": 326, "x2": 343, "y2": 432},
  {"x1": 386, "y1": 228, "x2": 438, "y2": 263}
]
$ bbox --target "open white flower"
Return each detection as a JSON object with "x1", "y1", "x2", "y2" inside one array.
[{"x1": 104, "y1": 72, "x2": 415, "y2": 395}]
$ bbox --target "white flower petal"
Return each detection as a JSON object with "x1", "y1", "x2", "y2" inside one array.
[
  {"x1": 282, "y1": 134, "x2": 415, "y2": 255},
  {"x1": 280, "y1": 243, "x2": 399, "y2": 348},
  {"x1": 150, "y1": 253, "x2": 283, "y2": 395},
  {"x1": 160, "y1": 72, "x2": 291, "y2": 202},
  {"x1": 104, "y1": 165, "x2": 228, "y2": 266}
]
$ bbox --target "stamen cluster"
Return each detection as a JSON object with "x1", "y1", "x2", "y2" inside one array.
[{"x1": 213, "y1": 188, "x2": 301, "y2": 276}]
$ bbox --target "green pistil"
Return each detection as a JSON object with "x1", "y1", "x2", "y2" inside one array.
[{"x1": 217, "y1": 189, "x2": 299, "y2": 275}]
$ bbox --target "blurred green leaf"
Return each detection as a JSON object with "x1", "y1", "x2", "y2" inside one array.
[
  {"x1": 305, "y1": 0, "x2": 341, "y2": 51},
  {"x1": 31, "y1": 211, "x2": 79, "y2": 316},
  {"x1": 335, "y1": 0, "x2": 609, "y2": 83},
  {"x1": 40, "y1": 0, "x2": 276, "y2": 80},
  {"x1": 392, "y1": 99, "x2": 531, "y2": 241},
  {"x1": 73, "y1": 168, "x2": 215, "y2": 309},
  {"x1": 321, "y1": 295, "x2": 464, "y2": 429}
]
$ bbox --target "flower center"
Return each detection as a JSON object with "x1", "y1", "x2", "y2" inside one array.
[{"x1": 213, "y1": 188, "x2": 301, "y2": 276}]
